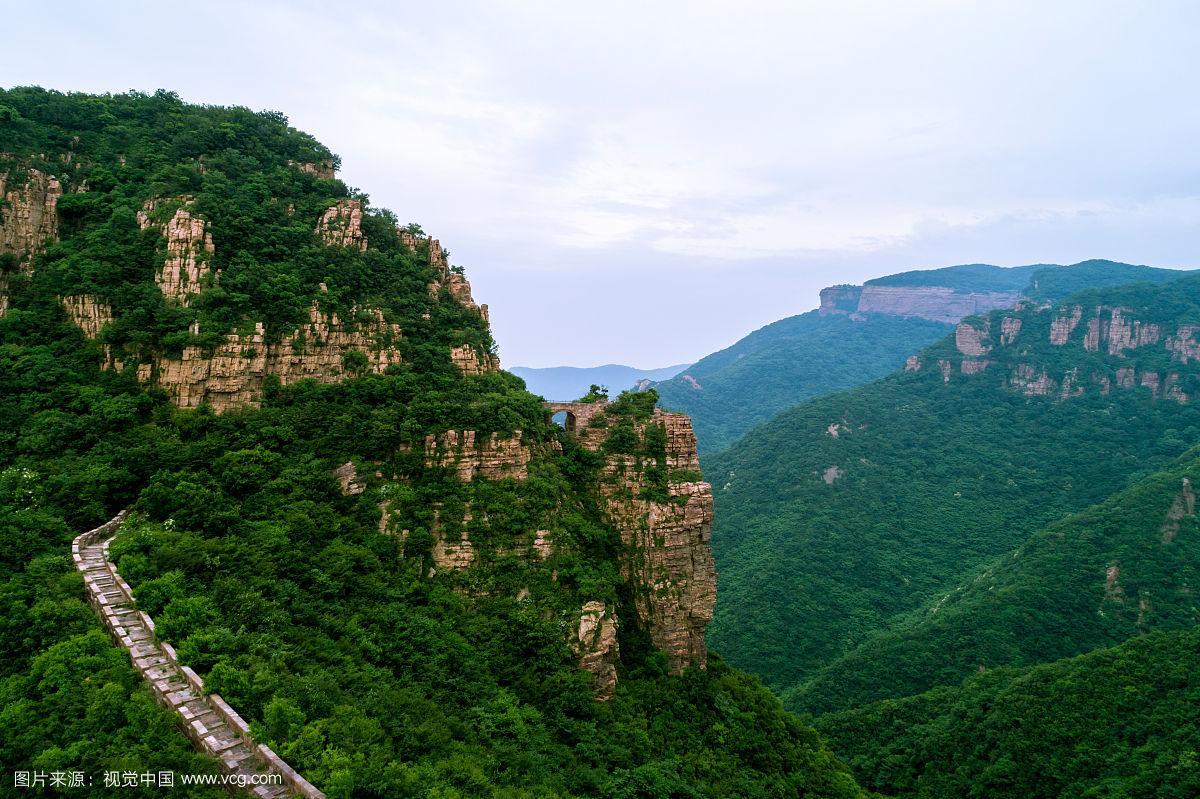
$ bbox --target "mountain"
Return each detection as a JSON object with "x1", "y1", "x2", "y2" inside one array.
[
  {"x1": 790, "y1": 445, "x2": 1200, "y2": 713},
  {"x1": 814, "y1": 627, "x2": 1200, "y2": 799},
  {"x1": 704, "y1": 272, "x2": 1200, "y2": 706},
  {"x1": 652, "y1": 260, "x2": 1192, "y2": 453},
  {"x1": 510, "y1": 363, "x2": 687, "y2": 401},
  {"x1": 0, "y1": 87, "x2": 866, "y2": 798}
]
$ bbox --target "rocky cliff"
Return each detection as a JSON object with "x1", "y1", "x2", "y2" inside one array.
[
  {"x1": 912, "y1": 292, "x2": 1200, "y2": 402},
  {"x1": 0, "y1": 165, "x2": 63, "y2": 315},
  {"x1": 65, "y1": 196, "x2": 499, "y2": 410},
  {"x1": 547, "y1": 400, "x2": 717, "y2": 680},
  {"x1": 819, "y1": 282, "x2": 1021, "y2": 324}
]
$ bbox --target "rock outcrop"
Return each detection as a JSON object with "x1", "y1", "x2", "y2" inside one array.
[
  {"x1": 546, "y1": 400, "x2": 717, "y2": 677},
  {"x1": 129, "y1": 303, "x2": 403, "y2": 412},
  {"x1": 1160, "y1": 478, "x2": 1195, "y2": 544},
  {"x1": 288, "y1": 159, "x2": 336, "y2": 179},
  {"x1": 943, "y1": 303, "x2": 1199, "y2": 404},
  {"x1": 576, "y1": 601, "x2": 619, "y2": 701},
  {"x1": 60, "y1": 294, "x2": 114, "y2": 338},
  {"x1": 818, "y1": 285, "x2": 863, "y2": 315},
  {"x1": 0, "y1": 167, "x2": 61, "y2": 263},
  {"x1": 1050, "y1": 306, "x2": 1083, "y2": 345},
  {"x1": 423, "y1": 429, "x2": 531, "y2": 481},
  {"x1": 316, "y1": 199, "x2": 367, "y2": 251},
  {"x1": 450, "y1": 344, "x2": 500, "y2": 376},
  {"x1": 138, "y1": 198, "x2": 215, "y2": 305},
  {"x1": 955, "y1": 320, "x2": 991, "y2": 356},
  {"x1": 0, "y1": 166, "x2": 62, "y2": 315}
]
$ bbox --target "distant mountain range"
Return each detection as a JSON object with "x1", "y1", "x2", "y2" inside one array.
[
  {"x1": 510, "y1": 363, "x2": 688, "y2": 401},
  {"x1": 652, "y1": 260, "x2": 1193, "y2": 453}
]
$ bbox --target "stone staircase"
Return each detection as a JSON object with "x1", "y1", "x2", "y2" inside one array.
[{"x1": 73, "y1": 512, "x2": 323, "y2": 799}]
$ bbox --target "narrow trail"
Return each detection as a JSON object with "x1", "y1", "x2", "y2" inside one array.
[{"x1": 73, "y1": 512, "x2": 324, "y2": 799}]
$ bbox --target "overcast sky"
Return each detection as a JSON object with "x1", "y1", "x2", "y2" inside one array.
[{"x1": 4, "y1": 1, "x2": 1199, "y2": 367}]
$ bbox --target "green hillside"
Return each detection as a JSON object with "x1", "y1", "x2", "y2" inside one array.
[
  {"x1": 789, "y1": 448, "x2": 1200, "y2": 713},
  {"x1": 653, "y1": 260, "x2": 1192, "y2": 454},
  {"x1": 814, "y1": 627, "x2": 1200, "y2": 799},
  {"x1": 0, "y1": 88, "x2": 866, "y2": 799},
  {"x1": 653, "y1": 312, "x2": 952, "y2": 453},
  {"x1": 705, "y1": 274, "x2": 1200, "y2": 703}
]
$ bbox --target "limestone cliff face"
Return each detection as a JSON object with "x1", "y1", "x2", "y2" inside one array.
[
  {"x1": 0, "y1": 167, "x2": 61, "y2": 262},
  {"x1": 546, "y1": 400, "x2": 717, "y2": 677},
  {"x1": 819, "y1": 281, "x2": 1021, "y2": 324},
  {"x1": 61, "y1": 294, "x2": 114, "y2": 339},
  {"x1": 99, "y1": 203, "x2": 499, "y2": 410},
  {"x1": 423, "y1": 430, "x2": 531, "y2": 481},
  {"x1": 576, "y1": 601, "x2": 619, "y2": 701},
  {"x1": 316, "y1": 199, "x2": 367, "y2": 251},
  {"x1": 288, "y1": 159, "x2": 336, "y2": 180},
  {"x1": 0, "y1": 167, "x2": 63, "y2": 315},
  {"x1": 138, "y1": 198, "x2": 215, "y2": 305},
  {"x1": 932, "y1": 301, "x2": 1200, "y2": 403},
  {"x1": 124, "y1": 303, "x2": 403, "y2": 412},
  {"x1": 818, "y1": 285, "x2": 863, "y2": 315}
]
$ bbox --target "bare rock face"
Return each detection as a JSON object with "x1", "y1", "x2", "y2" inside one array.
[
  {"x1": 0, "y1": 167, "x2": 61, "y2": 263},
  {"x1": 1160, "y1": 478, "x2": 1196, "y2": 544},
  {"x1": 955, "y1": 320, "x2": 991, "y2": 356},
  {"x1": 1166, "y1": 325, "x2": 1200, "y2": 364},
  {"x1": 316, "y1": 199, "x2": 367, "y2": 251},
  {"x1": 139, "y1": 198, "x2": 215, "y2": 305},
  {"x1": 60, "y1": 295, "x2": 114, "y2": 338},
  {"x1": 576, "y1": 601, "x2": 619, "y2": 701},
  {"x1": 818, "y1": 284, "x2": 863, "y2": 315},
  {"x1": 960, "y1": 359, "x2": 990, "y2": 375},
  {"x1": 904, "y1": 355, "x2": 922, "y2": 372},
  {"x1": 1107, "y1": 308, "x2": 1161, "y2": 355},
  {"x1": 450, "y1": 344, "x2": 500, "y2": 376},
  {"x1": 137, "y1": 303, "x2": 403, "y2": 412},
  {"x1": 288, "y1": 159, "x2": 335, "y2": 179},
  {"x1": 1050, "y1": 306, "x2": 1083, "y2": 345},
  {"x1": 999, "y1": 316, "x2": 1021, "y2": 346},
  {"x1": 856, "y1": 286, "x2": 1020, "y2": 324},
  {"x1": 1011, "y1": 363, "x2": 1055, "y2": 396},
  {"x1": 938, "y1": 359, "x2": 952, "y2": 383},
  {"x1": 333, "y1": 462, "x2": 366, "y2": 495},
  {"x1": 547, "y1": 401, "x2": 717, "y2": 677},
  {"x1": 424, "y1": 429, "x2": 531, "y2": 481},
  {"x1": 0, "y1": 167, "x2": 62, "y2": 315},
  {"x1": 1081, "y1": 307, "x2": 1160, "y2": 355}
]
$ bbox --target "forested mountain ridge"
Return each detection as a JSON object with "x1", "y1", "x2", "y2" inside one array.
[
  {"x1": 705, "y1": 273, "x2": 1200, "y2": 707},
  {"x1": 0, "y1": 87, "x2": 867, "y2": 798},
  {"x1": 651, "y1": 259, "x2": 1191, "y2": 453},
  {"x1": 789, "y1": 446, "x2": 1200, "y2": 714},
  {"x1": 814, "y1": 627, "x2": 1200, "y2": 799}
]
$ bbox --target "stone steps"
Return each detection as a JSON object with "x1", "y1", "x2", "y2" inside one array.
[{"x1": 73, "y1": 514, "x2": 324, "y2": 798}]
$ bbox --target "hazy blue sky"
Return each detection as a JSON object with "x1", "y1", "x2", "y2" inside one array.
[{"x1": 4, "y1": 1, "x2": 1199, "y2": 367}]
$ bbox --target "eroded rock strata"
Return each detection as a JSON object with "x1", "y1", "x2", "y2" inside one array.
[
  {"x1": 0, "y1": 166, "x2": 63, "y2": 315},
  {"x1": 546, "y1": 400, "x2": 717, "y2": 676}
]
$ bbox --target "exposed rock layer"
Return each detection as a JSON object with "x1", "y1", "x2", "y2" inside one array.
[{"x1": 546, "y1": 400, "x2": 717, "y2": 676}]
